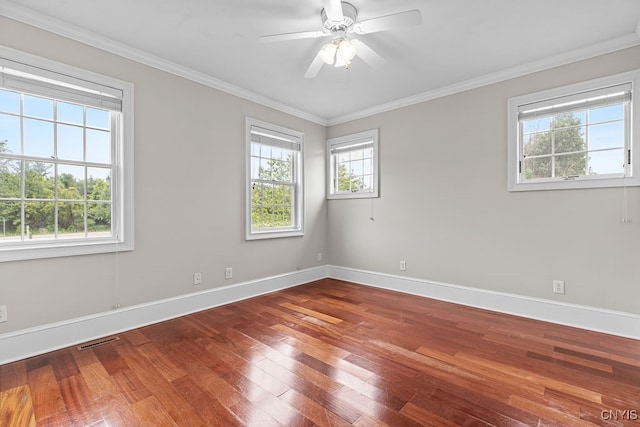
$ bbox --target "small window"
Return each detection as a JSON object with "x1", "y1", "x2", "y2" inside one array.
[
  {"x1": 0, "y1": 48, "x2": 133, "y2": 262},
  {"x1": 327, "y1": 129, "x2": 379, "y2": 199},
  {"x1": 246, "y1": 118, "x2": 303, "y2": 240},
  {"x1": 508, "y1": 70, "x2": 640, "y2": 191}
]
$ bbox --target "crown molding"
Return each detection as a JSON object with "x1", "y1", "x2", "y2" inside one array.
[
  {"x1": 0, "y1": 1, "x2": 328, "y2": 126},
  {"x1": 1, "y1": 1, "x2": 638, "y2": 129},
  {"x1": 326, "y1": 32, "x2": 640, "y2": 126}
]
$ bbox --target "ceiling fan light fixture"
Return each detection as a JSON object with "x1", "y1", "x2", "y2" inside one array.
[
  {"x1": 319, "y1": 42, "x2": 337, "y2": 64},
  {"x1": 337, "y1": 39, "x2": 357, "y2": 61}
]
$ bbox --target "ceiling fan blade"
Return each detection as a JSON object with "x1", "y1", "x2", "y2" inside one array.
[
  {"x1": 351, "y1": 39, "x2": 386, "y2": 68},
  {"x1": 259, "y1": 30, "x2": 326, "y2": 43},
  {"x1": 354, "y1": 9, "x2": 422, "y2": 34},
  {"x1": 304, "y1": 52, "x2": 325, "y2": 78},
  {"x1": 322, "y1": 0, "x2": 344, "y2": 22}
]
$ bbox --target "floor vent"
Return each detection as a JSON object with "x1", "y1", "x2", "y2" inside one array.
[{"x1": 77, "y1": 336, "x2": 120, "y2": 351}]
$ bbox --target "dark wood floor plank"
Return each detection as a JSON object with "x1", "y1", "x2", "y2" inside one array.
[{"x1": 2, "y1": 278, "x2": 639, "y2": 426}]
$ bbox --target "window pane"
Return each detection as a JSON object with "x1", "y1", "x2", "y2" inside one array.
[
  {"x1": 275, "y1": 158, "x2": 292, "y2": 182},
  {"x1": 0, "y1": 201, "x2": 21, "y2": 240},
  {"x1": 263, "y1": 183, "x2": 273, "y2": 205},
  {"x1": 554, "y1": 152, "x2": 586, "y2": 177},
  {"x1": 523, "y1": 116, "x2": 551, "y2": 133},
  {"x1": 23, "y1": 118, "x2": 54, "y2": 158},
  {"x1": 259, "y1": 158, "x2": 271, "y2": 180},
  {"x1": 0, "y1": 113, "x2": 21, "y2": 154},
  {"x1": 24, "y1": 161, "x2": 54, "y2": 199},
  {"x1": 553, "y1": 111, "x2": 585, "y2": 128},
  {"x1": 87, "y1": 168, "x2": 111, "y2": 201},
  {"x1": 251, "y1": 156, "x2": 260, "y2": 179},
  {"x1": 589, "y1": 104, "x2": 623, "y2": 123},
  {"x1": 24, "y1": 200, "x2": 55, "y2": 238},
  {"x1": 523, "y1": 157, "x2": 552, "y2": 179},
  {"x1": 86, "y1": 128, "x2": 110, "y2": 163},
  {"x1": 588, "y1": 122, "x2": 623, "y2": 150},
  {"x1": 57, "y1": 102, "x2": 84, "y2": 125},
  {"x1": 362, "y1": 175, "x2": 373, "y2": 191},
  {"x1": 57, "y1": 124, "x2": 84, "y2": 161},
  {"x1": 0, "y1": 89, "x2": 20, "y2": 114},
  {"x1": 588, "y1": 149, "x2": 625, "y2": 175},
  {"x1": 252, "y1": 181, "x2": 263, "y2": 202},
  {"x1": 24, "y1": 95, "x2": 54, "y2": 120},
  {"x1": 554, "y1": 126, "x2": 585, "y2": 154},
  {"x1": 57, "y1": 164, "x2": 85, "y2": 198},
  {"x1": 280, "y1": 206, "x2": 292, "y2": 227},
  {"x1": 86, "y1": 107, "x2": 109, "y2": 129},
  {"x1": 88, "y1": 202, "x2": 111, "y2": 236},
  {"x1": 363, "y1": 158, "x2": 373, "y2": 175},
  {"x1": 0, "y1": 160, "x2": 21, "y2": 198},
  {"x1": 251, "y1": 204, "x2": 264, "y2": 229},
  {"x1": 58, "y1": 202, "x2": 85, "y2": 235},
  {"x1": 523, "y1": 132, "x2": 551, "y2": 156}
]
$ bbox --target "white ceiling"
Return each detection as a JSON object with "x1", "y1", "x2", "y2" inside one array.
[{"x1": 2, "y1": 0, "x2": 640, "y2": 125}]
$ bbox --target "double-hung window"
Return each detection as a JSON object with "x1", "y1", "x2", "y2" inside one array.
[
  {"x1": 246, "y1": 117, "x2": 303, "y2": 240},
  {"x1": 327, "y1": 129, "x2": 379, "y2": 199},
  {"x1": 508, "y1": 70, "x2": 639, "y2": 191},
  {"x1": 0, "y1": 48, "x2": 133, "y2": 262}
]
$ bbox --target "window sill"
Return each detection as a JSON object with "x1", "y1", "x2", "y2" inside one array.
[
  {"x1": 508, "y1": 175, "x2": 640, "y2": 192},
  {"x1": 0, "y1": 240, "x2": 134, "y2": 263}
]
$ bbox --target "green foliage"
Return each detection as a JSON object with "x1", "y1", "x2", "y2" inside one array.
[
  {"x1": 0, "y1": 157, "x2": 111, "y2": 238},
  {"x1": 337, "y1": 163, "x2": 364, "y2": 192},
  {"x1": 524, "y1": 113, "x2": 586, "y2": 179}
]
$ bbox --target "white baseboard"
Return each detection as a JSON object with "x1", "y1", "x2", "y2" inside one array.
[
  {"x1": 328, "y1": 265, "x2": 640, "y2": 340},
  {"x1": 2, "y1": 264, "x2": 638, "y2": 365},
  {"x1": 0, "y1": 265, "x2": 328, "y2": 365}
]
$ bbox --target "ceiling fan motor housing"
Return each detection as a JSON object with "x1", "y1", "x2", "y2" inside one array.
[{"x1": 322, "y1": 2, "x2": 357, "y2": 32}]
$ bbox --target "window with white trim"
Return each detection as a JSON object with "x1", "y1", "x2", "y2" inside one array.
[
  {"x1": 246, "y1": 117, "x2": 303, "y2": 240},
  {"x1": 0, "y1": 49, "x2": 133, "y2": 262},
  {"x1": 508, "y1": 70, "x2": 640, "y2": 191},
  {"x1": 327, "y1": 129, "x2": 379, "y2": 199}
]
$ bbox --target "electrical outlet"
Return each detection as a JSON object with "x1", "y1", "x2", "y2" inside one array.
[
  {"x1": 0, "y1": 305, "x2": 7, "y2": 322},
  {"x1": 317, "y1": 252, "x2": 322, "y2": 262},
  {"x1": 553, "y1": 280, "x2": 565, "y2": 294},
  {"x1": 193, "y1": 272, "x2": 202, "y2": 285},
  {"x1": 400, "y1": 260, "x2": 407, "y2": 271},
  {"x1": 225, "y1": 267, "x2": 233, "y2": 279}
]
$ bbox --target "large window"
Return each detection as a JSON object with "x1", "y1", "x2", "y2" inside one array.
[
  {"x1": 246, "y1": 118, "x2": 303, "y2": 240},
  {"x1": 327, "y1": 129, "x2": 379, "y2": 199},
  {"x1": 508, "y1": 70, "x2": 639, "y2": 191},
  {"x1": 0, "y1": 48, "x2": 133, "y2": 262}
]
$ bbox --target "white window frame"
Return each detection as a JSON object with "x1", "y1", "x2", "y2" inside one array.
[
  {"x1": 245, "y1": 117, "x2": 304, "y2": 240},
  {"x1": 0, "y1": 46, "x2": 134, "y2": 262},
  {"x1": 508, "y1": 70, "x2": 639, "y2": 191},
  {"x1": 327, "y1": 129, "x2": 379, "y2": 199}
]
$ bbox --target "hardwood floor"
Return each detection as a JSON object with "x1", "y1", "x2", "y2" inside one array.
[{"x1": 2, "y1": 278, "x2": 639, "y2": 426}]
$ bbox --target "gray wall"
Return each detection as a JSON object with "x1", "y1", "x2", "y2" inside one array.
[
  {"x1": 0, "y1": 17, "x2": 327, "y2": 333},
  {"x1": 327, "y1": 46, "x2": 640, "y2": 315},
  {"x1": 1, "y1": 16, "x2": 639, "y2": 337}
]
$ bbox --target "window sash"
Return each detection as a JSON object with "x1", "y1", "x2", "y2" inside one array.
[
  {"x1": 246, "y1": 118, "x2": 303, "y2": 240},
  {"x1": 327, "y1": 129, "x2": 379, "y2": 199}
]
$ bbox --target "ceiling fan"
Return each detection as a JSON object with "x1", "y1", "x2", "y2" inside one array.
[{"x1": 259, "y1": 0, "x2": 422, "y2": 78}]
